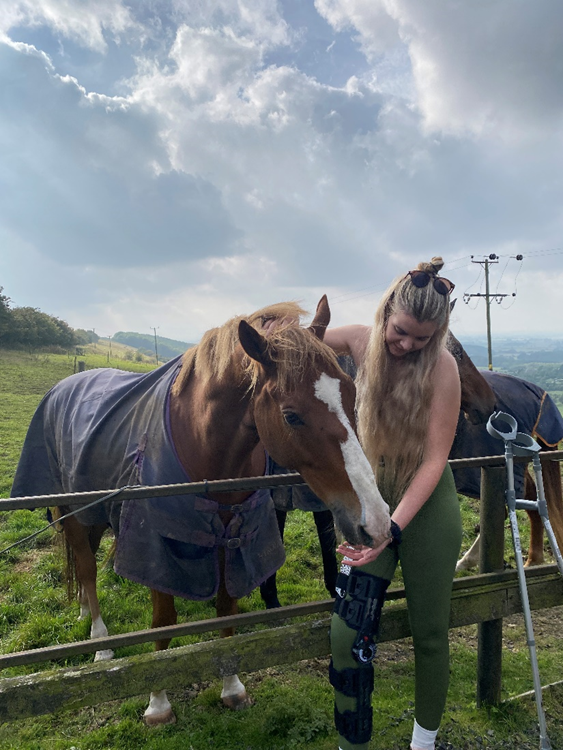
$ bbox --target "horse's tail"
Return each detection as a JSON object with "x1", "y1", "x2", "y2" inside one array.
[
  {"x1": 538, "y1": 442, "x2": 563, "y2": 558},
  {"x1": 102, "y1": 538, "x2": 117, "y2": 571},
  {"x1": 51, "y1": 507, "x2": 78, "y2": 602}
]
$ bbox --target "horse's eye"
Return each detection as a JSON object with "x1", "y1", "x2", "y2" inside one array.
[{"x1": 283, "y1": 410, "x2": 305, "y2": 427}]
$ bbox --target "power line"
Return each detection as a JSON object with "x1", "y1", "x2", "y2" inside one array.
[{"x1": 462, "y1": 254, "x2": 523, "y2": 370}]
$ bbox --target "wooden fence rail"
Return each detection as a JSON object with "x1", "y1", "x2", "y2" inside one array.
[
  {"x1": 0, "y1": 565, "x2": 561, "y2": 722},
  {"x1": 1, "y1": 452, "x2": 562, "y2": 721}
]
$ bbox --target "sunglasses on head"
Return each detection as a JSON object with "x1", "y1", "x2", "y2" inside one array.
[{"x1": 406, "y1": 270, "x2": 455, "y2": 296}]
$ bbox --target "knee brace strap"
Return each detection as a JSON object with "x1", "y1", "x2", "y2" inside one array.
[
  {"x1": 333, "y1": 571, "x2": 389, "y2": 664},
  {"x1": 329, "y1": 659, "x2": 374, "y2": 700},
  {"x1": 334, "y1": 704, "x2": 373, "y2": 745}
]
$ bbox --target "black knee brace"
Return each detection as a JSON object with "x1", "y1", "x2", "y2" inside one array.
[
  {"x1": 329, "y1": 659, "x2": 374, "y2": 699},
  {"x1": 330, "y1": 661, "x2": 374, "y2": 744},
  {"x1": 333, "y1": 569, "x2": 389, "y2": 664}
]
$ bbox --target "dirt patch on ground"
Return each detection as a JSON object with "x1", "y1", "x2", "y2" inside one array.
[{"x1": 11, "y1": 548, "x2": 43, "y2": 574}]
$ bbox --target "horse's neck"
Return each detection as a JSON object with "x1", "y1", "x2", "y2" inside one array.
[{"x1": 169, "y1": 367, "x2": 265, "y2": 496}]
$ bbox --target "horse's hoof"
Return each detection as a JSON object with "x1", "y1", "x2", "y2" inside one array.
[
  {"x1": 265, "y1": 598, "x2": 281, "y2": 610},
  {"x1": 222, "y1": 691, "x2": 252, "y2": 711},
  {"x1": 94, "y1": 649, "x2": 114, "y2": 662},
  {"x1": 144, "y1": 708, "x2": 177, "y2": 726}
]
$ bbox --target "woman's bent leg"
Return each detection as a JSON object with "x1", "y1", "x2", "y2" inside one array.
[{"x1": 330, "y1": 549, "x2": 397, "y2": 749}]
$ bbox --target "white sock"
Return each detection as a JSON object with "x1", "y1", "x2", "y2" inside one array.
[{"x1": 411, "y1": 719, "x2": 438, "y2": 750}]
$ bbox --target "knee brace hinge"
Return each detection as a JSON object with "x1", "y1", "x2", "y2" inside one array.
[{"x1": 333, "y1": 571, "x2": 389, "y2": 664}]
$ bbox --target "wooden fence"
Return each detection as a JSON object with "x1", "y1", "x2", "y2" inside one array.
[{"x1": 1, "y1": 451, "x2": 562, "y2": 722}]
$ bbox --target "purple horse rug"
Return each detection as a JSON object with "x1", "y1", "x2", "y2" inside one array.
[
  {"x1": 11, "y1": 357, "x2": 285, "y2": 600},
  {"x1": 450, "y1": 371, "x2": 563, "y2": 499}
]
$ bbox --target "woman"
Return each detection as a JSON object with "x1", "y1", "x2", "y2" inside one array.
[{"x1": 324, "y1": 257, "x2": 462, "y2": 750}]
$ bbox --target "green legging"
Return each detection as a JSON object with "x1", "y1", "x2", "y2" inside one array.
[{"x1": 330, "y1": 466, "x2": 462, "y2": 750}]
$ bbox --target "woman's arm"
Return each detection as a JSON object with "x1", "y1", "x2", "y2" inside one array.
[
  {"x1": 339, "y1": 348, "x2": 461, "y2": 565},
  {"x1": 323, "y1": 325, "x2": 371, "y2": 367}
]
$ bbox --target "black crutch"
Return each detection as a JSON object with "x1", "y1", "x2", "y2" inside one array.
[{"x1": 487, "y1": 411, "x2": 563, "y2": 750}]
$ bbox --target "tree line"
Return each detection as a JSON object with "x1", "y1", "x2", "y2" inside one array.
[{"x1": 0, "y1": 286, "x2": 97, "y2": 350}]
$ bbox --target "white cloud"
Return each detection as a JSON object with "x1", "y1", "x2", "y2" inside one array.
[
  {"x1": 316, "y1": 0, "x2": 563, "y2": 141},
  {"x1": 0, "y1": 0, "x2": 138, "y2": 52},
  {"x1": 0, "y1": 41, "x2": 240, "y2": 268}
]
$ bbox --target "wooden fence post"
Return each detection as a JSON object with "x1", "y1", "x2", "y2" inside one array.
[{"x1": 476, "y1": 465, "x2": 507, "y2": 706}]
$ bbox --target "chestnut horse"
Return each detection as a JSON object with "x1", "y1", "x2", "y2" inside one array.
[{"x1": 10, "y1": 297, "x2": 391, "y2": 725}]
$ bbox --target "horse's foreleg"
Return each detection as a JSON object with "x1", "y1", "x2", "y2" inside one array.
[
  {"x1": 523, "y1": 469, "x2": 544, "y2": 566},
  {"x1": 537, "y1": 444, "x2": 563, "y2": 561},
  {"x1": 217, "y1": 557, "x2": 251, "y2": 711},
  {"x1": 144, "y1": 590, "x2": 177, "y2": 726},
  {"x1": 526, "y1": 510, "x2": 544, "y2": 566},
  {"x1": 63, "y1": 516, "x2": 113, "y2": 661},
  {"x1": 313, "y1": 509, "x2": 337, "y2": 597},
  {"x1": 456, "y1": 533, "x2": 481, "y2": 571}
]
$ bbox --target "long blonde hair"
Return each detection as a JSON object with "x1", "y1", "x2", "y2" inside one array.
[{"x1": 356, "y1": 257, "x2": 451, "y2": 507}]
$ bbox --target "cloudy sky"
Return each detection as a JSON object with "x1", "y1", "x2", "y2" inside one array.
[{"x1": 1, "y1": 1, "x2": 562, "y2": 345}]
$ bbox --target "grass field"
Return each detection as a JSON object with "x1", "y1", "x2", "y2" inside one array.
[{"x1": 0, "y1": 348, "x2": 562, "y2": 750}]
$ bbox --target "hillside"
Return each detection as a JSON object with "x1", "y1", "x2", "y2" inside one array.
[
  {"x1": 111, "y1": 332, "x2": 195, "y2": 361},
  {"x1": 458, "y1": 336, "x2": 563, "y2": 411}
]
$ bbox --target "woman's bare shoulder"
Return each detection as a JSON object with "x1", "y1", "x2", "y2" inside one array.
[
  {"x1": 437, "y1": 346, "x2": 458, "y2": 373},
  {"x1": 324, "y1": 325, "x2": 371, "y2": 364},
  {"x1": 434, "y1": 347, "x2": 461, "y2": 395}
]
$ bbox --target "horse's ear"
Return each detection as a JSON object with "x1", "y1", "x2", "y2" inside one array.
[
  {"x1": 450, "y1": 298, "x2": 457, "y2": 312},
  {"x1": 238, "y1": 320, "x2": 274, "y2": 369},
  {"x1": 308, "y1": 295, "x2": 331, "y2": 340}
]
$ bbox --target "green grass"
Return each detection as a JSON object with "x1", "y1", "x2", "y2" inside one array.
[{"x1": 1, "y1": 348, "x2": 562, "y2": 749}]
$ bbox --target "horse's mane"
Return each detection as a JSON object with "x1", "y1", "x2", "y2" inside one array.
[{"x1": 172, "y1": 301, "x2": 341, "y2": 396}]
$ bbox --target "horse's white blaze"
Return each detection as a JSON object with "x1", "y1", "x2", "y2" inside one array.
[
  {"x1": 221, "y1": 674, "x2": 245, "y2": 699},
  {"x1": 314, "y1": 373, "x2": 390, "y2": 541},
  {"x1": 144, "y1": 690, "x2": 172, "y2": 719}
]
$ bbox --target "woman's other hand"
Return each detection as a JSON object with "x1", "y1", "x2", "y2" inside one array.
[{"x1": 337, "y1": 538, "x2": 390, "y2": 567}]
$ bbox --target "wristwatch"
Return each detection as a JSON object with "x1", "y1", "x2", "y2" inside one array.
[{"x1": 389, "y1": 520, "x2": 402, "y2": 547}]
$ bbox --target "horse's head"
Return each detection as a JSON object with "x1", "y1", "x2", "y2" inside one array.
[
  {"x1": 238, "y1": 295, "x2": 391, "y2": 548},
  {"x1": 447, "y1": 329, "x2": 496, "y2": 424}
]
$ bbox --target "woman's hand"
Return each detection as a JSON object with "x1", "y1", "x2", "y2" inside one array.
[
  {"x1": 337, "y1": 538, "x2": 390, "y2": 567},
  {"x1": 260, "y1": 315, "x2": 297, "y2": 335}
]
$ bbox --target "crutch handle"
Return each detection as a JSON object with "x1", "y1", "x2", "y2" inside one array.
[
  {"x1": 512, "y1": 432, "x2": 541, "y2": 458},
  {"x1": 486, "y1": 411, "x2": 518, "y2": 441},
  {"x1": 486, "y1": 411, "x2": 541, "y2": 456}
]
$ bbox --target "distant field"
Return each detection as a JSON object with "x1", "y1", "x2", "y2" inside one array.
[{"x1": 0, "y1": 348, "x2": 157, "y2": 497}]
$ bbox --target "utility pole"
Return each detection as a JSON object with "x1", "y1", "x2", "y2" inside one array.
[
  {"x1": 463, "y1": 254, "x2": 521, "y2": 371},
  {"x1": 151, "y1": 327, "x2": 159, "y2": 365},
  {"x1": 107, "y1": 334, "x2": 112, "y2": 364}
]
